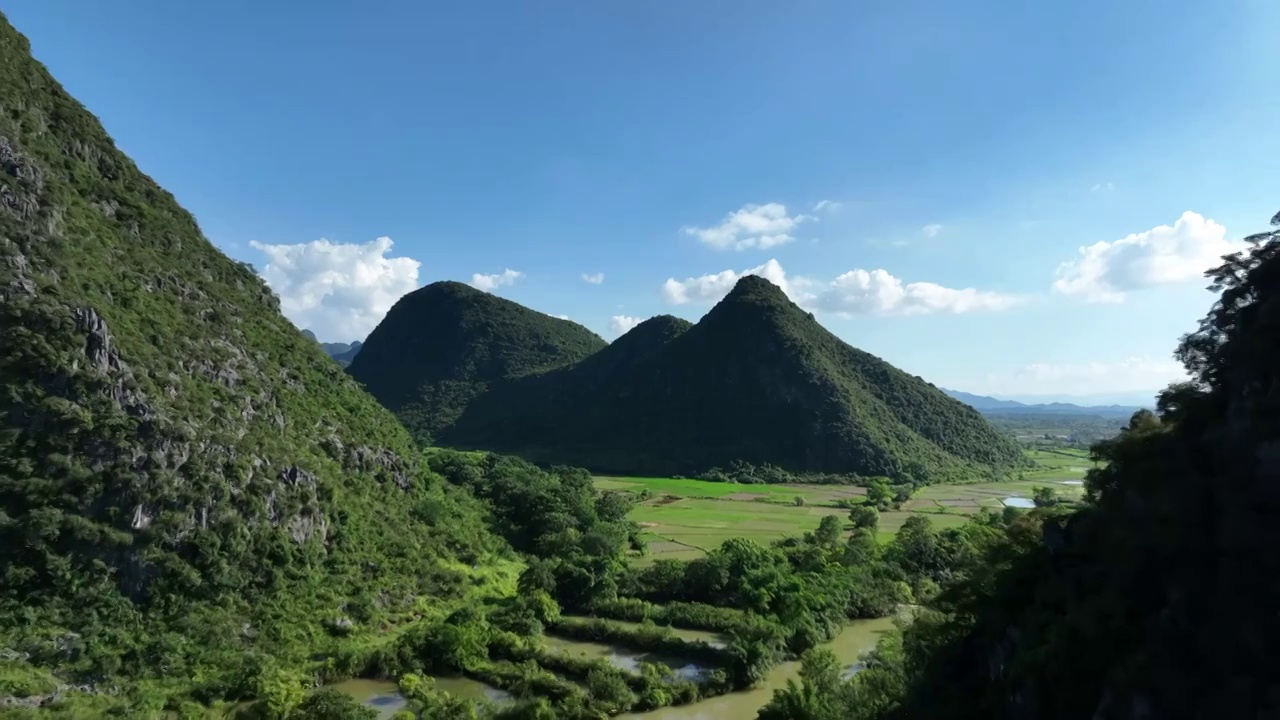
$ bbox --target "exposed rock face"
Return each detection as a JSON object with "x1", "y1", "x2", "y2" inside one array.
[{"x1": 0, "y1": 11, "x2": 501, "y2": 690}]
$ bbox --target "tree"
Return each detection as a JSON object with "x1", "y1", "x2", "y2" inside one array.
[
  {"x1": 585, "y1": 668, "x2": 637, "y2": 715},
  {"x1": 290, "y1": 689, "x2": 377, "y2": 720},
  {"x1": 849, "y1": 506, "x2": 879, "y2": 531},
  {"x1": 756, "y1": 648, "x2": 843, "y2": 720},
  {"x1": 1032, "y1": 486, "x2": 1059, "y2": 508},
  {"x1": 884, "y1": 515, "x2": 942, "y2": 581},
  {"x1": 814, "y1": 515, "x2": 843, "y2": 547},
  {"x1": 819, "y1": 212, "x2": 1280, "y2": 719},
  {"x1": 865, "y1": 480, "x2": 892, "y2": 510}
]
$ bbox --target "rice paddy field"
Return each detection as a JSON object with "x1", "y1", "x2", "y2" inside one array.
[{"x1": 600, "y1": 447, "x2": 1098, "y2": 564}]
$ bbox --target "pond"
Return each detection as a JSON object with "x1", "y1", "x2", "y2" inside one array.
[
  {"x1": 330, "y1": 676, "x2": 510, "y2": 719},
  {"x1": 332, "y1": 615, "x2": 897, "y2": 720},
  {"x1": 584, "y1": 617, "x2": 729, "y2": 648},
  {"x1": 1002, "y1": 496, "x2": 1036, "y2": 508},
  {"x1": 1058, "y1": 480, "x2": 1084, "y2": 486},
  {"x1": 617, "y1": 615, "x2": 897, "y2": 720},
  {"x1": 541, "y1": 633, "x2": 708, "y2": 681}
]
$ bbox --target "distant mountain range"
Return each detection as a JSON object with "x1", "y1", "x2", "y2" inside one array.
[
  {"x1": 941, "y1": 388, "x2": 1149, "y2": 417},
  {"x1": 301, "y1": 329, "x2": 362, "y2": 366},
  {"x1": 345, "y1": 277, "x2": 1026, "y2": 482}
]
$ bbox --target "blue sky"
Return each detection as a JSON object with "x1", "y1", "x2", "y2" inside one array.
[{"x1": 9, "y1": 0, "x2": 1279, "y2": 402}]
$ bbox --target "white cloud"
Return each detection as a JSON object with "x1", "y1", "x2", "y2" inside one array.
[
  {"x1": 249, "y1": 236, "x2": 419, "y2": 342},
  {"x1": 662, "y1": 259, "x2": 1018, "y2": 316},
  {"x1": 681, "y1": 202, "x2": 815, "y2": 251},
  {"x1": 1090, "y1": 182, "x2": 1115, "y2": 192},
  {"x1": 609, "y1": 315, "x2": 644, "y2": 336},
  {"x1": 581, "y1": 272, "x2": 605, "y2": 284},
  {"x1": 813, "y1": 199, "x2": 842, "y2": 213},
  {"x1": 922, "y1": 223, "x2": 943, "y2": 238},
  {"x1": 470, "y1": 268, "x2": 524, "y2": 292},
  {"x1": 554, "y1": 314, "x2": 571, "y2": 320},
  {"x1": 662, "y1": 258, "x2": 798, "y2": 305},
  {"x1": 1053, "y1": 211, "x2": 1247, "y2": 303},
  {"x1": 812, "y1": 269, "x2": 1020, "y2": 316},
  {"x1": 978, "y1": 356, "x2": 1188, "y2": 397}
]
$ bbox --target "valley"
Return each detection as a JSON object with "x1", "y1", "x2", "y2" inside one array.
[
  {"x1": 602, "y1": 447, "x2": 1091, "y2": 564},
  {"x1": 2, "y1": 6, "x2": 1276, "y2": 720}
]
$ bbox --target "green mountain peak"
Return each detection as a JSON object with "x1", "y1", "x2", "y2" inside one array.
[
  {"x1": 360, "y1": 270, "x2": 1022, "y2": 481},
  {"x1": 347, "y1": 280, "x2": 607, "y2": 443}
]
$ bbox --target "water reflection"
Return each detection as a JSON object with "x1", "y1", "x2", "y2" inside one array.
[
  {"x1": 541, "y1": 634, "x2": 707, "y2": 681},
  {"x1": 1002, "y1": 496, "x2": 1035, "y2": 508},
  {"x1": 332, "y1": 615, "x2": 896, "y2": 720},
  {"x1": 330, "y1": 676, "x2": 510, "y2": 719},
  {"x1": 617, "y1": 615, "x2": 896, "y2": 720}
]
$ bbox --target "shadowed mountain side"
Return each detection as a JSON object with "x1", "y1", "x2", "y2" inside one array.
[
  {"x1": 346, "y1": 280, "x2": 607, "y2": 444},
  {"x1": 442, "y1": 276, "x2": 1023, "y2": 481}
]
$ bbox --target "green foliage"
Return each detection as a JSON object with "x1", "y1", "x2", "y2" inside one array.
[
  {"x1": 428, "y1": 451, "x2": 638, "y2": 610},
  {"x1": 364, "y1": 276, "x2": 1023, "y2": 483},
  {"x1": 756, "y1": 647, "x2": 844, "y2": 720},
  {"x1": 1031, "y1": 485, "x2": 1060, "y2": 507},
  {"x1": 0, "y1": 12, "x2": 507, "y2": 711},
  {"x1": 700, "y1": 461, "x2": 884, "y2": 486},
  {"x1": 865, "y1": 479, "x2": 892, "y2": 509},
  {"x1": 346, "y1": 281, "x2": 607, "y2": 444},
  {"x1": 795, "y1": 210, "x2": 1280, "y2": 719},
  {"x1": 585, "y1": 597, "x2": 750, "y2": 634},
  {"x1": 849, "y1": 506, "x2": 879, "y2": 531},
  {"x1": 289, "y1": 688, "x2": 377, "y2": 720},
  {"x1": 0, "y1": 660, "x2": 58, "y2": 698}
]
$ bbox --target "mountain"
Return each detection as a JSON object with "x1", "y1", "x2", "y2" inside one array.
[
  {"x1": 0, "y1": 12, "x2": 502, "y2": 704},
  {"x1": 329, "y1": 340, "x2": 362, "y2": 365},
  {"x1": 359, "y1": 275, "x2": 1024, "y2": 481},
  {"x1": 346, "y1": 280, "x2": 608, "y2": 444},
  {"x1": 942, "y1": 388, "x2": 1147, "y2": 417},
  {"x1": 302, "y1": 330, "x2": 364, "y2": 366}
]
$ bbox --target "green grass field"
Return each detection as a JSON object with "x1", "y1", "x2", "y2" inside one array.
[{"x1": 601, "y1": 449, "x2": 1094, "y2": 564}]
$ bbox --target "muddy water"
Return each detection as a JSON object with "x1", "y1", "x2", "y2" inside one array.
[
  {"x1": 334, "y1": 616, "x2": 894, "y2": 720},
  {"x1": 616, "y1": 615, "x2": 896, "y2": 720},
  {"x1": 541, "y1": 636, "x2": 704, "y2": 681},
  {"x1": 580, "y1": 617, "x2": 729, "y2": 648},
  {"x1": 330, "y1": 676, "x2": 510, "y2": 718}
]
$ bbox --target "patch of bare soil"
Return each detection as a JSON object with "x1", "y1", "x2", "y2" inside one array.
[{"x1": 649, "y1": 495, "x2": 683, "y2": 506}]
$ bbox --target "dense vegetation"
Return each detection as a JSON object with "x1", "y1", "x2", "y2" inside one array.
[
  {"x1": 15, "y1": 5, "x2": 1268, "y2": 717},
  {"x1": 353, "y1": 448, "x2": 1031, "y2": 719},
  {"x1": 752, "y1": 210, "x2": 1280, "y2": 720},
  {"x1": 0, "y1": 15, "x2": 512, "y2": 716},
  {"x1": 359, "y1": 275, "x2": 1024, "y2": 483},
  {"x1": 983, "y1": 412, "x2": 1126, "y2": 449},
  {"x1": 346, "y1": 281, "x2": 607, "y2": 444}
]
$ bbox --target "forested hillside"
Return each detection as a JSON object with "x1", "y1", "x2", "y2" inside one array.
[
  {"x1": 440, "y1": 275, "x2": 1025, "y2": 482},
  {"x1": 772, "y1": 210, "x2": 1280, "y2": 720},
  {"x1": 0, "y1": 14, "x2": 507, "y2": 715},
  {"x1": 346, "y1": 280, "x2": 607, "y2": 444}
]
